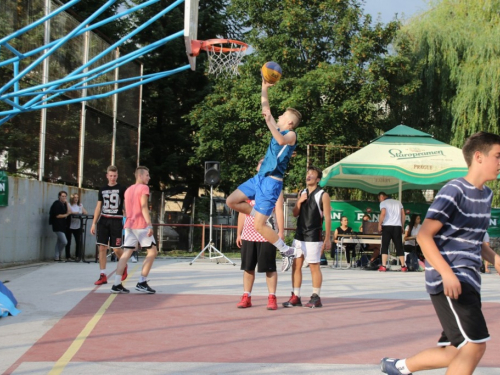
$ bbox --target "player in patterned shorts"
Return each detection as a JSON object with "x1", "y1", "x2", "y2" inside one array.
[
  {"x1": 90, "y1": 165, "x2": 127, "y2": 286},
  {"x1": 236, "y1": 158, "x2": 284, "y2": 310}
]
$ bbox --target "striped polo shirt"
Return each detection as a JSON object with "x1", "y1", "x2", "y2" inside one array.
[{"x1": 424, "y1": 178, "x2": 492, "y2": 294}]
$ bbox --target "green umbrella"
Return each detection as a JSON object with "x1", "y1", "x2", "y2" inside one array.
[{"x1": 319, "y1": 125, "x2": 468, "y2": 196}]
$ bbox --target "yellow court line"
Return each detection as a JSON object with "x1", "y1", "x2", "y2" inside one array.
[{"x1": 48, "y1": 264, "x2": 140, "y2": 375}]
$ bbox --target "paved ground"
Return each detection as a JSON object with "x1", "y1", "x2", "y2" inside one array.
[{"x1": 1, "y1": 257, "x2": 500, "y2": 374}]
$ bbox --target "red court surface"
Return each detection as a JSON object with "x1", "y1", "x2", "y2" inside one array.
[{"x1": 6, "y1": 292, "x2": 500, "y2": 372}]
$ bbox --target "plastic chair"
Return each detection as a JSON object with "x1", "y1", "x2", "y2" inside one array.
[{"x1": 333, "y1": 242, "x2": 347, "y2": 269}]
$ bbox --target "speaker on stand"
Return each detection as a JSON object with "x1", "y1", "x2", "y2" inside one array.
[{"x1": 190, "y1": 162, "x2": 235, "y2": 265}]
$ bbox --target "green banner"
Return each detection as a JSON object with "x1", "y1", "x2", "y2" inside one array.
[
  {"x1": 0, "y1": 171, "x2": 7, "y2": 207},
  {"x1": 328, "y1": 200, "x2": 500, "y2": 238}
]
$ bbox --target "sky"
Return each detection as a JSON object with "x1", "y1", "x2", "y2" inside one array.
[{"x1": 362, "y1": 0, "x2": 429, "y2": 24}]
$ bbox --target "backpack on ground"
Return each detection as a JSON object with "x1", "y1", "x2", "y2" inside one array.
[
  {"x1": 320, "y1": 253, "x2": 328, "y2": 266},
  {"x1": 356, "y1": 254, "x2": 370, "y2": 268},
  {"x1": 405, "y1": 252, "x2": 420, "y2": 271}
]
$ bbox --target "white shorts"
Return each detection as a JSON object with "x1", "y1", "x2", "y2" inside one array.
[
  {"x1": 123, "y1": 228, "x2": 157, "y2": 249},
  {"x1": 292, "y1": 240, "x2": 323, "y2": 264}
]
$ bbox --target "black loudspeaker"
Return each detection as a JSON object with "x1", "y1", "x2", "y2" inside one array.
[{"x1": 204, "y1": 161, "x2": 220, "y2": 186}]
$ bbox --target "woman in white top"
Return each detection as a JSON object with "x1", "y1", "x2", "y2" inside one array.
[
  {"x1": 404, "y1": 214, "x2": 421, "y2": 254},
  {"x1": 65, "y1": 193, "x2": 88, "y2": 261}
]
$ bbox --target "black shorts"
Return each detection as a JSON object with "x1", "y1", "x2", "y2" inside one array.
[
  {"x1": 381, "y1": 225, "x2": 404, "y2": 256},
  {"x1": 240, "y1": 240, "x2": 277, "y2": 273},
  {"x1": 430, "y1": 282, "x2": 490, "y2": 348},
  {"x1": 96, "y1": 217, "x2": 123, "y2": 248}
]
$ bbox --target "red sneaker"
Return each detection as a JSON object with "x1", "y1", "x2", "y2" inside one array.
[
  {"x1": 236, "y1": 294, "x2": 252, "y2": 308},
  {"x1": 121, "y1": 265, "x2": 128, "y2": 281},
  {"x1": 378, "y1": 266, "x2": 387, "y2": 272},
  {"x1": 94, "y1": 273, "x2": 107, "y2": 285},
  {"x1": 267, "y1": 295, "x2": 278, "y2": 310},
  {"x1": 282, "y1": 292, "x2": 302, "y2": 307},
  {"x1": 401, "y1": 266, "x2": 408, "y2": 272}
]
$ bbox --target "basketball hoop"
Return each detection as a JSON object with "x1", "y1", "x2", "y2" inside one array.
[{"x1": 190, "y1": 39, "x2": 248, "y2": 77}]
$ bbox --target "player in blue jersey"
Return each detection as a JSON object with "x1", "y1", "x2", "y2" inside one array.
[
  {"x1": 227, "y1": 79, "x2": 302, "y2": 272},
  {"x1": 380, "y1": 131, "x2": 500, "y2": 375}
]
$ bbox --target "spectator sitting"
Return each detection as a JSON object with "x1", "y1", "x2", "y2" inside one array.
[
  {"x1": 404, "y1": 214, "x2": 422, "y2": 257},
  {"x1": 359, "y1": 213, "x2": 381, "y2": 268},
  {"x1": 333, "y1": 216, "x2": 355, "y2": 268}
]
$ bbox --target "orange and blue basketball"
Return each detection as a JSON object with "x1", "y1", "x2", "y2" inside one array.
[{"x1": 261, "y1": 61, "x2": 282, "y2": 84}]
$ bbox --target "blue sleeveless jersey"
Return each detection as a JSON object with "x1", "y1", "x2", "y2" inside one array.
[{"x1": 258, "y1": 129, "x2": 297, "y2": 178}]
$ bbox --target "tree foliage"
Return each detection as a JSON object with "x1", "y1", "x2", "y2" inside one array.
[
  {"x1": 188, "y1": 0, "x2": 402, "y2": 194},
  {"x1": 125, "y1": 0, "x2": 240, "y2": 206},
  {"x1": 391, "y1": 0, "x2": 500, "y2": 144},
  {"x1": 390, "y1": 0, "x2": 500, "y2": 204}
]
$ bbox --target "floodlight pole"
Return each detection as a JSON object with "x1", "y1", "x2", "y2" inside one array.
[{"x1": 190, "y1": 185, "x2": 235, "y2": 266}]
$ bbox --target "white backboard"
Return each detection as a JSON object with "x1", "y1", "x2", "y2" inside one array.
[{"x1": 184, "y1": 0, "x2": 199, "y2": 71}]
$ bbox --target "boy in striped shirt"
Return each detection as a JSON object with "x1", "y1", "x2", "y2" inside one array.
[{"x1": 381, "y1": 132, "x2": 500, "y2": 375}]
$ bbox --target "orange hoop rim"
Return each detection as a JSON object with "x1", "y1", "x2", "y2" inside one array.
[{"x1": 190, "y1": 39, "x2": 248, "y2": 57}]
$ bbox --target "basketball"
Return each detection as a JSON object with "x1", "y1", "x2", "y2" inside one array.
[{"x1": 261, "y1": 61, "x2": 282, "y2": 84}]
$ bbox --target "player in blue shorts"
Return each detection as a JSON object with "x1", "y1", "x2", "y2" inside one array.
[
  {"x1": 380, "y1": 131, "x2": 500, "y2": 375},
  {"x1": 226, "y1": 79, "x2": 302, "y2": 272}
]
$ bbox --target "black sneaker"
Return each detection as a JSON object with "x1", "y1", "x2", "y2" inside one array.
[
  {"x1": 304, "y1": 293, "x2": 322, "y2": 308},
  {"x1": 265, "y1": 215, "x2": 277, "y2": 232},
  {"x1": 136, "y1": 281, "x2": 156, "y2": 294},
  {"x1": 111, "y1": 284, "x2": 130, "y2": 294}
]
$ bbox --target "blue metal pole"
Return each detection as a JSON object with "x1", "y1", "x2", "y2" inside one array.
[
  {"x1": 0, "y1": 0, "x2": 166, "y2": 68},
  {"x1": 13, "y1": 62, "x2": 19, "y2": 105},
  {"x1": 3, "y1": 0, "x2": 184, "y2": 112},
  {"x1": 0, "y1": 0, "x2": 82, "y2": 45},
  {"x1": 1, "y1": 31, "x2": 182, "y2": 100},
  {"x1": 0, "y1": 65, "x2": 191, "y2": 120},
  {"x1": 0, "y1": 0, "x2": 117, "y2": 96}
]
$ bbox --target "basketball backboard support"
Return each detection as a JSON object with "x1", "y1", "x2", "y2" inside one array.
[{"x1": 184, "y1": 0, "x2": 199, "y2": 71}]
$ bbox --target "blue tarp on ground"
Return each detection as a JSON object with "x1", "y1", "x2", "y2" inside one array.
[{"x1": 0, "y1": 281, "x2": 20, "y2": 317}]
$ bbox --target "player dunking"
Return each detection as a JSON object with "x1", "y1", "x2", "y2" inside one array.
[
  {"x1": 90, "y1": 165, "x2": 127, "y2": 285},
  {"x1": 226, "y1": 79, "x2": 302, "y2": 272}
]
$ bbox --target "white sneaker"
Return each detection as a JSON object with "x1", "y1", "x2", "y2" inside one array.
[
  {"x1": 131, "y1": 256, "x2": 138, "y2": 263},
  {"x1": 280, "y1": 247, "x2": 296, "y2": 272}
]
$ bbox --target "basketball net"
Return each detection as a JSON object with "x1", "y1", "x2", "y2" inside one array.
[{"x1": 192, "y1": 39, "x2": 248, "y2": 77}]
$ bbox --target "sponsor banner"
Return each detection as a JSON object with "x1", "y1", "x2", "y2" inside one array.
[
  {"x1": 328, "y1": 200, "x2": 500, "y2": 238},
  {"x1": 0, "y1": 171, "x2": 7, "y2": 207}
]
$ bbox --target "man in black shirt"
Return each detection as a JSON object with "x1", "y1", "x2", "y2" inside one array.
[
  {"x1": 49, "y1": 191, "x2": 72, "y2": 261},
  {"x1": 283, "y1": 166, "x2": 331, "y2": 308},
  {"x1": 90, "y1": 166, "x2": 127, "y2": 285}
]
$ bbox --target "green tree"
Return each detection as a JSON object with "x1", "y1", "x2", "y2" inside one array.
[
  {"x1": 391, "y1": 0, "x2": 500, "y2": 143},
  {"x1": 59, "y1": 0, "x2": 129, "y2": 39},
  {"x1": 188, "y1": 0, "x2": 401, "y2": 194},
  {"x1": 391, "y1": 0, "x2": 500, "y2": 204},
  {"x1": 126, "y1": 0, "x2": 240, "y2": 210}
]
